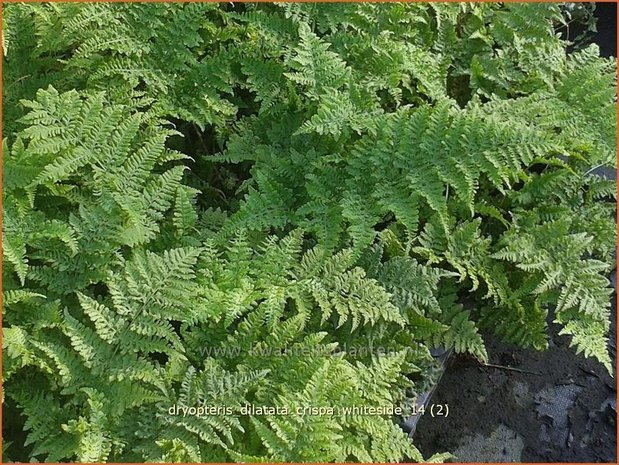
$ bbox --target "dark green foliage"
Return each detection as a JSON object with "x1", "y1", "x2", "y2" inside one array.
[{"x1": 3, "y1": 2, "x2": 616, "y2": 463}]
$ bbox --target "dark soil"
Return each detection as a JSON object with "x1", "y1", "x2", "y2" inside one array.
[
  {"x1": 562, "y1": 3, "x2": 616, "y2": 58},
  {"x1": 590, "y1": 3, "x2": 616, "y2": 58},
  {"x1": 414, "y1": 296, "x2": 616, "y2": 462}
]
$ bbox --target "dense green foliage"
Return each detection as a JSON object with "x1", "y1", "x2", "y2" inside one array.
[{"x1": 2, "y1": 3, "x2": 616, "y2": 463}]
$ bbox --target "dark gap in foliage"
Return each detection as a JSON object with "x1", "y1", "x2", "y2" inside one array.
[{"x1": 3, "y1": 399, "x2": 32, "y2": 462}]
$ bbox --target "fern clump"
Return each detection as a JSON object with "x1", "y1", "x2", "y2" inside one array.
[{"x1": 3, "y1": 2, "x2": 616, "y2": 463}]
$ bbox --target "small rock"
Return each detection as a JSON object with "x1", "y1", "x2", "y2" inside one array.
[{"x1": 452, "y1": 424, "x2": 524, "y2": 462}]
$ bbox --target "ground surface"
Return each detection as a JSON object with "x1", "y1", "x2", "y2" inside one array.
[
  {"x1": 414, "y1": 297, "x2": 616, "y2": 462},
  {"x1": 591, "y1": 3, "x2": 616, "y2": 58}
]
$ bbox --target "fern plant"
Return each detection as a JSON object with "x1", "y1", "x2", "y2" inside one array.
[
  {"x1": 213, "y1": 11, "x2": 616, "y2": 369},
  {"x1": 3, "y1": 2, "x2": 616, "y2": 463}
]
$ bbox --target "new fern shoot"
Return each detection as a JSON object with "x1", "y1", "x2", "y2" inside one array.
[{"x1": 2, "y1": 2, "x2": 616, "y2": 463}]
